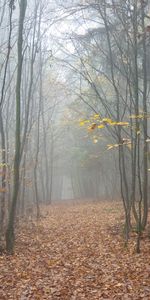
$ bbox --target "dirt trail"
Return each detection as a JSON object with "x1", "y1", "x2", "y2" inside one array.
[{"x1": 0, "y1": 201, "x2": 150, "y2": 299}]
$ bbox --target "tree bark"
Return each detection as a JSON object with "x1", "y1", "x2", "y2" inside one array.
[{"x1": 6, "y1": 0, "x2": 27, "y2": 254}]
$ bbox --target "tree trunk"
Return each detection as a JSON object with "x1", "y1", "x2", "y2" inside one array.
[{"x1": 6, "y1": 0, "x2": 27, "y2": 254}]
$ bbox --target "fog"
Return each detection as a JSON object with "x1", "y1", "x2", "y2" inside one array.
[{"x1": 0, "y1": 0, "x2": 150, "y2": 253}]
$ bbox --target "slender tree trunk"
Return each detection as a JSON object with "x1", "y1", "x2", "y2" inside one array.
[
  {"x1": 41, "y1": 110, "x2": 49, "y2": 202},
  {"x1": 34, "y1": 37, "x2": 42, "y2": 218},
  {"x1": 0, "y1": 111, "x2": 6, "y2": 235},
  {"x1": 6, "y1": 0, "x2": 27, "y2": 254},
  {"x1": 141, "y1": 1, "x2": 148, "y2": 229},
  {"x1": 33, "y1": 99, "x2": 41, "y2": 219},
  {"x1": 49, "y1": 129, "x2": 54, "y2": 203},
  {"x1": 0, "y1": 1, "x2": 13, "y2": 244}
]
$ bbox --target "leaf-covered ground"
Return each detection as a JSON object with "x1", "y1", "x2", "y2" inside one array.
[{"x1": 0, "y1": 201, "x2": 150, "y2": 299}]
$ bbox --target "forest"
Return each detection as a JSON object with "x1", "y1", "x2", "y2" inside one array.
[{"x1": 0, "y1": 0, "x2": 150, "y2": 299}]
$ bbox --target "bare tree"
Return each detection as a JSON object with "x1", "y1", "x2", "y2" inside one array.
[{"x1": 6, "y1": 0, "x2": 27, "y2": 254}]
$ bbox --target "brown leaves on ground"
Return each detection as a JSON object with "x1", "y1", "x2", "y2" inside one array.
[{"x1": 0, "y1": 201, "x2": 150, "y2": 299}]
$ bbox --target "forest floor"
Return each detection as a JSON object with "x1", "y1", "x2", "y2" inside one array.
[{"x1": 0, "y1": 200, "x2": 150, "y2": 300}]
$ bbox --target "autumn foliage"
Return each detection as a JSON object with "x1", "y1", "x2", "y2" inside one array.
[{"x1": 0, "y1": 201, "x2": 149, "y2": 299}]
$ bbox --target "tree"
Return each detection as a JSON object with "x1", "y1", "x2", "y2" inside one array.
[
  {"x1": 55, "y1": 0, "x2": 150, "y2": 251},
  {"x1": 0, "y1": 0, "x2": 14, "y2": 244},
  {"x1": 6, "y1": 0, "x2": 27, "y2": 254}
]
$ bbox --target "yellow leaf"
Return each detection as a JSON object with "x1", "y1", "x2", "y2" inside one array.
[
  {"x1": 127, "y1": 143, "x2": 132, "y2": 150},
  {"x1": 110, "y1": 121, "x2": 118, "y2": 126},
  {"x1": 0, "y1": 163, "x2": 7, "y2": 168},
  {"x1": 97, "y1": 124, "x2": 105, "y2": 129},
  {"x1": 116, "y1": 122, "x2": 129, "y2": 126},
  {"x1": 107, "y1": 144, "x2": 119, "y2": 150},
  {"x1": 79, "y1": 120, "x2": 85, "y2": 126},
  {"x1": 102, "y1": 118, "x2": 112, "y2": 124},
  {"x1": 93, "y1": 114, "x2": 100, "y2": 119},
  {"x1": 107, "y1": 144, "x2": 113, "y2": 150},
  {"x1": 129, "y1": 114, "x2": 144, "y2": 119}
]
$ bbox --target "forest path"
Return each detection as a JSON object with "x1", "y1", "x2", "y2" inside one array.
[{"x1": 0, "y1": 201, "x2": 150, "y2": 299}]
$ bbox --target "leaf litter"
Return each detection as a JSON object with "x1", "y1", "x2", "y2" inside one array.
[{"x1": 0, "y1": 201, "x2": 150, "y2": 299}]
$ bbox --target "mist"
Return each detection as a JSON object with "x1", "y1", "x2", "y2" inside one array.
[{"x1": 0, "y1": 1, "x2": 150, "y2": 298}]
